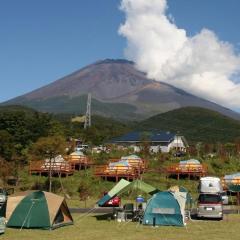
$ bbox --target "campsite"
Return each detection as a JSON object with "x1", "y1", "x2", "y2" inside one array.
[
  {"x1": 1, "y1": 137, "x2": 240, "y2": 239},
  {"x1": 1, "y1": 1, "x2": 240, "y2": 239},
  {"x1": 1, "y1": 165, "x2": 240, "y2": 240},
  {"x1": 1, "y1": 214, "x2": 240, "y2": 240}
]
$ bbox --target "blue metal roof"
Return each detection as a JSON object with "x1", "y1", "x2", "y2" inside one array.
[{"x1": 112, "y1": 131, "x2": 176, "y2": 143}]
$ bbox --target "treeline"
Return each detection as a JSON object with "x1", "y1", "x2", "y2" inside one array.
[
  {"x1": 0, "y1": 106, "x2": 65, "y2": 170},
  {"x1": 1, "y1": 105, "x2": 240, "y2": 177},
  {"x1": 139, "y1": 107, "x2": 240, "y2": 143},
  {"x1": 0, "y1": 106, "x2": 130, "y2": 164}
]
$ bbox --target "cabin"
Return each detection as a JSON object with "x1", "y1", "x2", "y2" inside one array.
[{"x1": 111, "y1": 131, "x2": 188, "y2": 153}]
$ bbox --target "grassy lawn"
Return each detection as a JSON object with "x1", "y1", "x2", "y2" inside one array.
[{"x1": 2, "y1": 214, "x2": 240, "y2": 240}]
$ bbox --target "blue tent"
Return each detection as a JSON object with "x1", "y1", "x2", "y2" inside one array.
[{"x1": 143, "y1": 191, "x2": 186, "y2": 226}]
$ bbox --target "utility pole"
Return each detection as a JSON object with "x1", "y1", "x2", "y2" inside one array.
[{"x1": 84, "y1": 93, "x2": 91, "y2": 129}]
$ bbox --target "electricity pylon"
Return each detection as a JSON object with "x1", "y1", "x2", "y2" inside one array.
[{"x1": 84, "y1": 93, "x2": 91, "y2": 129}]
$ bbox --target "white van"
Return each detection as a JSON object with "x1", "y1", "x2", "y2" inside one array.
[
  {"x1": 197, "y1": 193, "x2": 223, "y2": 219},
  {"x1": 75, "y1": 144, "x2": 89, "y2": 152},
  {"x1": 199, "y1": 176, "x2": 228, "y2": 205}
]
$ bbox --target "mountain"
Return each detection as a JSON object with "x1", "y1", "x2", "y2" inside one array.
[
  {"x1": 3, "y1": 59, "x2": 240, "y2": 120},
  {"x1": 138, "y1": 107, "x2": 240, "y2": 143}
]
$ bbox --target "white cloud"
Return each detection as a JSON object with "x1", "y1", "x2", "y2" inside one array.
[{"x1": 119, "y1": 0, "x2": 240, "y2": 108}]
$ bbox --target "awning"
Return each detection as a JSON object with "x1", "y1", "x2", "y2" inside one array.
[{"x1": 97, "y1": 179, "x2": 158, "y2": 206}]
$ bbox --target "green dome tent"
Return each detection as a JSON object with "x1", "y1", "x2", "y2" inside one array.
[
  {"x1": 143, "y1": 191, "x2": 186, "y2": 226},
  {"x1": 6, "y1": 191, "x2": 73, "y2": 230}
]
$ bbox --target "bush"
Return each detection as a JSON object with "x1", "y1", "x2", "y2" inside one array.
[
  {"x1": 44, "y1": 179, "x2": 61, "y2": 193},
  {"x1": 78, "y1": 181, "x2": 90, "y2": 200}
]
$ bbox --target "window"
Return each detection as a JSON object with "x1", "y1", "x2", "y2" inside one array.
[{"x1": 198, "y1": 194, "x2": 221, "y2": 204}]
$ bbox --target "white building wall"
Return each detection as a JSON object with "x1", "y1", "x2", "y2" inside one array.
[
  {"x1": 150, "y1": 146, "x2": 160, "y2": 153},
  {"x1": 169, "y1": 136, "x2": 186, "y2": 151},
  {"x1": 131, "y1": 145, "x2": 140, "y2": 152},
  {"x1": 159, "y1": 146, "x2": 169, "y2": 153},
  {"x1": 117, "y1": 135, "x2": 187, "y2": 153}
]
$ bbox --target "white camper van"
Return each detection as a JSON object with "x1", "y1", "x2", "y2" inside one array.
[{"x1": 197, "y1": 177, "x2": 226, "y2": 219}]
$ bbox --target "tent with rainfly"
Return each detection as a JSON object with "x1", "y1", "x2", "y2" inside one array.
[
  {"x1": 97, "y1": 179, "x2": 158, "y2": 206},
  {"x1": 223, "y1": 173, "x2": 240, "y2": 192},
  {"x1": 6, "y1": 191, "x2": 73, "y2": 230},
  {"x1": 143, "y1": 191, "x2": 187, "y2": 226}
]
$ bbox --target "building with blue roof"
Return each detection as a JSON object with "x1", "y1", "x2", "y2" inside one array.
[{"x1": 111, "y1": 131, "x2": 188, "y2": 153}]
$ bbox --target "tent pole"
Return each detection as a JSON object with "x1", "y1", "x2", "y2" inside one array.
[{"x1": 20, "y1": 202, "x2": 35, "y2": 231}]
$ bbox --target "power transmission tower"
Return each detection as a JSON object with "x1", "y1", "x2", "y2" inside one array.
[{"x1": 84, "y1": 93, "x2": 91, "y2": 129}]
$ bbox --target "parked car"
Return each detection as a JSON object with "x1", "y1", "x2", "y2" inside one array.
[
  {"x1": 102, "y1": 192, "x2": 121, "y2": 207},
  {"x1": 173, "y1": 152, "x2": 186, "y2": 157},
  {"x1": 0, "y1": 189, "x2": 7, "y2": 209},
  {"x1": 0, "y1": 188, "x2": 14, "y2": 210},
  {"x1": 75, "y1": 144, "x2": 89, "y2": 152},
  {"x1": 220, "y1": 191, "x2": 229, "y2": 205},
  {"x1": 197, "y1": 193, "x2": 223, "y2": 219}
]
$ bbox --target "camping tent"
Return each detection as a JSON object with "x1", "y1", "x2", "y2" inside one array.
[
  {"x1": 70, "y1": 151, "x2": 85, "y2": 157},
  {"x1": 6, "y1": 191, "x2": 73, "y2": 230},
  {"x1": 120, "y1": 155, "x2": 145, "y2": 171},
  {"x1": 41, "y1": 155, "x2": 70, "y2": 171},
  {"x1": 143, "y1": 191, "x2": 187, "y2": 226},
  {"x1": 224, "y1": 173, "x2": 240, "y2": 185},
  {"x1": 68, "y1": 151, "x2": 89, "y2": 166},
  {"x1": 168, "y1": 186, "x2": 192, "y2": 209},
  {"x1": 223, "y1": 173, "x2": 240, "y2": 191},
  {"x1": 121, "y1": 155, "x2": 141, "y2": 161},
  {"x1": 179, "y1": 159, "x2": 200, "y2": 165},
  {"x1": 109, "y1": 160, "x2": 130, "y2": 168},
  {"x1": 178, "y1": 159, "x2": 202, "y2": 172},
  {"x1": 98, "y1": 179, "x2": 130, "y2": 206},
  {"x1": 97, "y1": 179, "x2": 158, "y2": 206},
  {"x1": 69, "y1": 151, "x2": 87, "y2": 162}
]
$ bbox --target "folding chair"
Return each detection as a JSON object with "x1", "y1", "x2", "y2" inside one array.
[{"x1": 123, "y1": 203, "x2": 134, "y2": 221}]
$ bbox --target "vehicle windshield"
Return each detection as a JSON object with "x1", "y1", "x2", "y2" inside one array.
[{"x1": 198, "y1": 194, "x2": 222, "y2": 204}]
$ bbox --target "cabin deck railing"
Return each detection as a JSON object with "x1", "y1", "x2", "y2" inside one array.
[
  {"x1": 166, "y1": 163, "x2": 208, "y2": 174},
  {"x1": 29, "y1": 160, "x2": 74, "y2": 175},
  {"x1": 94, "y1": 165, "x2": 141, "y2": 181}
]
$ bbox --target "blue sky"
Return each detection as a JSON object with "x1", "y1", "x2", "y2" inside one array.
[{"x1": 0, "y1": 0, "x2": 240, "y2": 103}]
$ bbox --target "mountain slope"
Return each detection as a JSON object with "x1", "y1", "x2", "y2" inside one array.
[
  {"x1": 138, "y1": 107, "x2": 240, "y2": 143},
  {"x1": 3, "y1": 59, "x2": 240, "y2": 120}
]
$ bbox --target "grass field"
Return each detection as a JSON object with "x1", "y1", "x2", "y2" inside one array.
[{"x1": 1, "y1": 214, "x2": 240, "y2": 240}]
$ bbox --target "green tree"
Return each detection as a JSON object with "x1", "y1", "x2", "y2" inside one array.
[
  {"x1": 31, "y1": 135, "x2": 66, "y2": 192},
  {"x1": 0, "y1": 157, "x2": 13, "y2": 184},
  {"x1": 196, "y1": 142, "x2": 203, "y2": 158},
  {"x1": 0, "y1": 130, "x2": 15, "y2": 160},
  {"x1": 225, "y1": 143, "x2": 236, "y2": 158}
]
